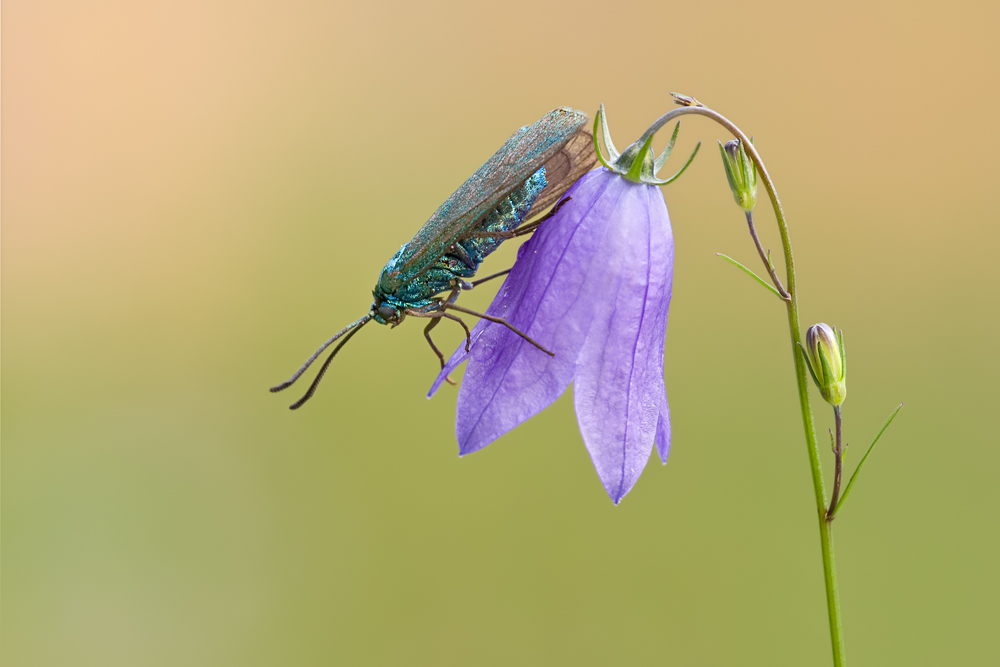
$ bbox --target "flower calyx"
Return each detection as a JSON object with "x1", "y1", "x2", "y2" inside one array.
[
  {"x1": 719, "y1": 138, "x2": 757, "y2": 211},
  {"x1": 800, "y1": 323, "x2": 847, "y2": 406},
  {"x1": 593, "y1": 104, "x2": 702, "y2": 186}
]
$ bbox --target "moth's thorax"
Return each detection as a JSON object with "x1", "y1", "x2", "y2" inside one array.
[{"x1": 370, "y1": 168, "x2": 548, "y2": 322}]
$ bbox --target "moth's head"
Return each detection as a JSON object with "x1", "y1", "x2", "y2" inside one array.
[{"x1": 371, "y1": 299, "x2": 404, "y2": 327}]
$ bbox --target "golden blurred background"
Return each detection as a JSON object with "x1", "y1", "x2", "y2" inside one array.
[{"x1": 3, "y1": 0, "x2": 998, "y2": 664}]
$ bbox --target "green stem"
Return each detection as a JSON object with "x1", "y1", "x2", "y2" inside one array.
[
  {"x1": 820, "y1": 520, "x2": 845, "y2": 666},
  {"x1": 648, "y1": 102, "x2": 845, "y2": 665},
  {"x1": 745, "y1": 211, "x2": 790, "y2": 300},
  {"x1": 827, "y1": 405, "x2": 844, "y2": 519}
]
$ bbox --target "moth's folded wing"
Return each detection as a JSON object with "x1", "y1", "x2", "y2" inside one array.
[
  {"x1": 523, "y1": 128, "x2": 598, "y2": 220},
  {"x1": 382, "y1": 109, "x2": 589, "y2": 291}
]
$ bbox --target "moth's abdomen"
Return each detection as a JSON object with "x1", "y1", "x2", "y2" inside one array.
[{"x1": 462, "y1": 167, "x2": 547, "y2": 262}]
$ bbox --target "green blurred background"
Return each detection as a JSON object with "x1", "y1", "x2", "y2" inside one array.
[{"x1": 3, "y1": 0, "x2": 998, "y2": 664}]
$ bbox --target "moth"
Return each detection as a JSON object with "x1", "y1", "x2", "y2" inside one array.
[{"x1": 271, "y1": 107, "x2": 597, "y2": 408}]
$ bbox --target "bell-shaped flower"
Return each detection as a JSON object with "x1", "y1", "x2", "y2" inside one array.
[{"x1": 429, "y1": 106, "x2": 699, "y2": 503}]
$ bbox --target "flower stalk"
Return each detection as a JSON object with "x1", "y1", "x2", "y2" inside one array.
[
  {"x1": 660, "y1": 94, "x2": 845, "y2": 666},
  {"x1": 745, "y1": 210, "x2": 790, "y2": 300},
  {"x1": 828, "y1": 405, "x2": 844, "y2": 520}
]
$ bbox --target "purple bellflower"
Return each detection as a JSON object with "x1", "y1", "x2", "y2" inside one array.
[{"x1": 429, "y1": 106, "x2": 700, "y2": 504}]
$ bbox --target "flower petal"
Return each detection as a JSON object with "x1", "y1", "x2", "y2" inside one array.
[
  {"x1": 431, "y1": 170, "x2": 627, "y2": 454},
  {"x1": 430, "y1": 169, "x2": 675, "y2": 500},
  {"x1": 656, "y1": 388, "x2": 671, "y2": 464},
  {"x1": 572, "y1": 182, "x2": 674, "y2": 503}
]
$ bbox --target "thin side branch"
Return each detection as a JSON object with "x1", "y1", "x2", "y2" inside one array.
[{"x1": 746, "y1": 211, "x2": 790, "y2": 300}]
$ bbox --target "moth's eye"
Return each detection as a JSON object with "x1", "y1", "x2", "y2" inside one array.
[{"x1": 378, "y1": 305, "x2": 398, "y2": 321}]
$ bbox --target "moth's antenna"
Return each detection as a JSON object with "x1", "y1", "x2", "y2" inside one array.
[
  {"x1": 270, "y1": 314, "x2": 372, "y2": 395},
  {"x1": 286, "y1": 317, "x2": 371, "y2": 409}
]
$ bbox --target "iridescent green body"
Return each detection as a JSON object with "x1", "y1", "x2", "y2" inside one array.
[
  {"x1": 373, "y1": 168, "x2": 547, "y2": 320},
  {"x1": 371, "y1": 107, "x2": 595, "y2": 325}
]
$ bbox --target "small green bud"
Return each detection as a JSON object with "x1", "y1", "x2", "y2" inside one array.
[
  {"x1": 718, "y1": 138, "x2": 757, "y2": 211},
  {"x1": 803, "y1": 323, "x2": 847, "y2": 406}
]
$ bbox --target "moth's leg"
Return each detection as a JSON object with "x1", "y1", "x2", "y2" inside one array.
[
  {"x1": 440, "y1": 311, "x2": 473, "y2": 353},
  {"x1": 442, "y1": 285, "x2": 464, "y2": 301},
  {"x1": 420, "y1": 315, "x2": 456, "y2": 385},
  {"x1": 513, "y1": 196, "x2": 573, "y2": 237},
  {"x1": 448, "y1": 242, "x2": 477, "y2": 269},
  {"x1": 406, "y1": 310, "x2": 456, "y2": 384},
  {"x1": 426, "y1": 295, "x2": 474, "y2": 353},
  {"x1": 510, "y1": 221, "x2": 542, "y2": 238},
  {"x1": 434, "y1": 287, "x2": 475, "y2": 353},
  {"x1": 439, "y1": 288, "x2": 472, "y2": 351},
  {"x1": 406, "y1": 300, "x2": 474, "y2": 383},
  {"x1": 470, "y1": 269, "x2": 511, "y2": 287},
  {"x1": 444, "y1": 303, "x2": 554, "y2": 357}
]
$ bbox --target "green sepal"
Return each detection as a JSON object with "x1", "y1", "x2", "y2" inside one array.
[
  {"x1": 597, "y1": 104, "x2": 620, "y2": 161},
  {"x1": 818, "y1": 344, "x2": 836, "y2": 392},
  {"x1": 650, "y1": 142, "x2": 701, "y2": 186},
  {"x1": 624, "y1": 132, "x2": 657, "y2": 183},
  {"x1": 838, "y1": 328, "x2": 847, "y2": 381},
  {"x1": 593, "y1": 103, "x2": 700, "y2": 186},
  {"x1": 654, "y1": 122, "x2": 681, "y2": 173},
  {"x1": 592, "y1": 105, "x2": 617, "y2": 171},
  {"x1": 797, "y1": 341, "x2": 821, "y2": 388},
  {"x1": 719, "y1": 141, "x2": 741, "y2": 198}
]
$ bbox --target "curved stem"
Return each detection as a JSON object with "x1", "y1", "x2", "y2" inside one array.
[{"x1": 654, "y1": 103, "x2": 844, "y2": 665}]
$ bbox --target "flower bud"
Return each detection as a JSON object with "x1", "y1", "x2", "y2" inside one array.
[
  {"x1": 718, "y1": 138, "x2": 757, "y2": 211},
  {"x1": 803, "y1": 323, "x2": 847, "y2": 406}
]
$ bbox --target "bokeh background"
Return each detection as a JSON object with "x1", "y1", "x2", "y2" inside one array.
[{"x1": 4, "y1": 0, "x2": 998, "y2": 664}]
